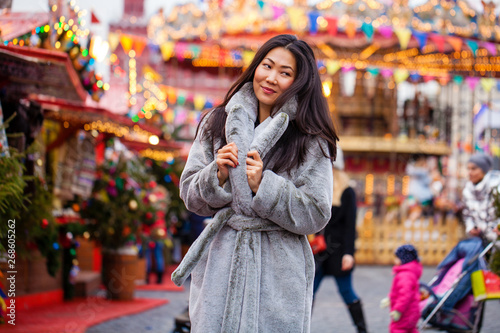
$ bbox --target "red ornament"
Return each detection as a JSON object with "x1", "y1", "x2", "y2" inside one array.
[
  {"x1": 41, "y1": 219, "x2": 49, "y2": 228},
  {"x1": 109, "y1": 179, "x2": 116, "y2": 187},
  {"x1": 148, "y1": 241, "x2": 156, "y2": 249},
  {"x1": 148, "y1": 180, "x2": 157, "y2": 189},
  {"x1": 145, "y1": 212, "x2": 153, "y2": 220}
]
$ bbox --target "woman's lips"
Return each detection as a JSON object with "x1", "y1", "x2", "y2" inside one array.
[{"x1": 261, "y1": 86, "x2": 276, "y2": 94}]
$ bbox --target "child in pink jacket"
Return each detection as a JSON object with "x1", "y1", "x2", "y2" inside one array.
[{"x1": 388, "y1": 244, "x2": 423, "y2": 333}]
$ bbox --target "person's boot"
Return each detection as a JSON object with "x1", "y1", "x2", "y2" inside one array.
[
  {"x1": 347, "y1": 300, "x2": 368, "y2": 333},
  {"x1": 156, "y1": 271, "x2": 163, "y2": 284}
]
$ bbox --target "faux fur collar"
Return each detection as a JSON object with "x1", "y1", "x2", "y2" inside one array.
[{"x1": 225, "y1": 82, "x2": 298, "y2": 121}]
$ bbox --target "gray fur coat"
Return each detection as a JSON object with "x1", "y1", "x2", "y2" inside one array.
[{"x1": 172, "y1": 83, "x2": 333, "y2": 332}]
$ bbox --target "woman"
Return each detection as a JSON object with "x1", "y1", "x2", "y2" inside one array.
[
  {"x1": 172, "y1": 34, "x2": 338, "y2": 332},
  {"x1": 462, "y1": 153, "x2": 500, "y2": 241},
  {"x1": 438, "y1": 153, "x2": 500, "y2": 319},
  {"x1": 313, "y1": 148, "x2": 368, "y2": 333}
]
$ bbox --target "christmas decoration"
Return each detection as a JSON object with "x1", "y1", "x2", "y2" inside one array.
[{"x1": 80, "y1": 151, "x2": 158, "y2": 250}]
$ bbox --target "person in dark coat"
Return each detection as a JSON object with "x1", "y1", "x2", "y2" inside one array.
[{"x1": 313, "y1": 148, "x2": 368, "y2": 333}]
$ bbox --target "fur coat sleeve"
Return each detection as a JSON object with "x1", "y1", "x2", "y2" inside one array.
[
  {"x1": 179, "y1": 114, "x2": 233, "y2": 217},
  {"x1": 251, "y1": 138, "x2": 333, "y2": 235}
]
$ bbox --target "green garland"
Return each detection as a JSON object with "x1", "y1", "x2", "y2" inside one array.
[
  {"x1": 0, "y1": 148, "x2": 27, "y2": 252},
  {"x1": 18, "y1": 177, "x2": 60, "y2": 277}
]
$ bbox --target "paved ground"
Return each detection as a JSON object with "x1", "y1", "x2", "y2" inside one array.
[{"x1": 86, "y1": 265, "x2": 499, "y2": 333}]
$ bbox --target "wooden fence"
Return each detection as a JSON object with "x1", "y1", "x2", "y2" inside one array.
[{"x1": 355, "y1": 209, "x2": 465, "y2": 266}]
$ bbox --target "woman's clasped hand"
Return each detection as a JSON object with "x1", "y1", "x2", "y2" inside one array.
[{"x1": 216, "y1": 141, "x2": 263, "y2": 193}]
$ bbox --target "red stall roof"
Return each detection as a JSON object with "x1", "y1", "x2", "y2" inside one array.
[
  {"x1": 0, "y1": 44, "x2": 88, "y2": 101},
  {"x1": 0, "y1": 12, "x2": 50, "y2": 41}
]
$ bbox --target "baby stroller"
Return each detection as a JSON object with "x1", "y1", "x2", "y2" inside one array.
[{"x1": 418, "y1": 239, "x2": 496, "y2": 332}]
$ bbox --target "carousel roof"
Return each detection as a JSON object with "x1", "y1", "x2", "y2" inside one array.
[{"x1": 149, "y1": 0, "x2": 500, "y2": 78}]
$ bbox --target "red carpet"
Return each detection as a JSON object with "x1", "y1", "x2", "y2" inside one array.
[
  {"x1": 2, "y1": 297, "x2": 168, "y2": 333},
  {"x1": 135, "y1": 265, "x2": 184, "y2": 292}
]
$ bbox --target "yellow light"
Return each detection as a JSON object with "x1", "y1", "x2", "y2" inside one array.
[
  {"x1": 145, "y1": 112, "x2": 153, "y2": 119},
  {"x1": 60, "y1": 16, "x2": 65, "y2": 22},
  {"x1": 84, "y1": 124, "x2": 90, "y2": 131},
  {"x1": 55, "y1": 41, "x2": 61, "y2": 49},
  {"x1": 63, "y1": 121, "x2": 69, "y2": 128},
  {"x1": 103, "y1": 83, "x2": 110, "y2": 91},
  {"x1": 12, "y1": 39, "x2": 17, "y2": 45},
  {"x1": 68, "y1": 19, "x2": 74, "y2": 26},
  {"x1": 402, "y1": 175, "x2": 410, "y2": 196},
  {"x1": 149, "y1": 135, "x2": 160, "y2": 145},
  {"x1": 322, "y1": 81, "x2": 332, "y2": 97},
  {"x1": 66, "y1": 30, "x2": 73, "y2": 38},
  {"x1": 110, "y1": 53, "x2": 118, "y2": 63},
  {"x1": 57, "y1": 28, "x2": 63, "y2": 35},
  {"x1": 129, "y1": 50, "x2": 136, "y2": 58},
  {"x1": 130, "y1": 97, "x2": 137, "y2": 105},
  {"x1": 365, "y1": 174, "x2": 374, "y2": 195},
  {"x1": 54, "y1": 23, "x2": 59, "y2": 29}
]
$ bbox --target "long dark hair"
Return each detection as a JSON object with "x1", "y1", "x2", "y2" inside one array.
[{"x1": 197, "y1": 34, "x2": 338, "y2": 173}]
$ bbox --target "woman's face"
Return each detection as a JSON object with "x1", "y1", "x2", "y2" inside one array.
[
  {"x1": 467, "y1": 162, "x2": 485, "y2": 184},
  {"x1": 253, "y1": 47, "x2": 296, "y2": 115}
]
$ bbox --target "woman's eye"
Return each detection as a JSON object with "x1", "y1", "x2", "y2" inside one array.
[
  {"x1": 282, "y1": 72, "x2": 291, "y2": 77},
  {"x1": 263, "y1": 64, "x2": 271, "y2": 69}
]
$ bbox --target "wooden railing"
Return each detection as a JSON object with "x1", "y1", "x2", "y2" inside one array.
[{"x1": 355, "y1": 209, "x2": 465, "y2": 266}]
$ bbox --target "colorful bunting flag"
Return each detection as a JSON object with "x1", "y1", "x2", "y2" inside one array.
[
  {"x1": 366, "y1": 68, "x2": 380, "y2": 76},
  {"x1": 287, "y1": 7, "x2": 304, "y2": 31},
  {"x1": 447, "y1": 36, "x2": 463, "y2": 52},
  {"x1": 438, "y1": 75, "x2": 450, "y2": 86},
  {"x1": 243, "y1": 50, "x2": 255, "y2": 67},
  {"x1": 308, "y1": 12, "x2": 320, "y2": 34},
  {"x1": 160, "y1": 42, "x2": 174, "y2": 61},
  {"x1": 381, "y1": 68, "x2": 393, "y2": 78},
  {"x1": 133, "y1": 38, "x2": 147, "y2": 57},
  {"x1": 482, "y1": 42, "x2": 497, "y2": 56},
  {"x1": 119, "y1": 35, "x2": 133, "y2": 54},
  {"x1": 412, "y1": 30, "x2": 428, "y2": 50},
  {"x1": 378, "y1": 26, "x2": 393, "y2": 39},
  {"x1": 409, "y1": 72, "x2": 421, "y2": 82},
  {"x1": 466, "y1": 40, "x2": 478, "y2": 56},
  {"x1": 394, "y1": 68, "x2": 409, "y2": 84},
  {"x1": 326, "y1": 60, "x2": 341, "y2": 75},
  {"x1": 430, "y1": 34, "x2": 445, "y2": 53},
  {"x1": 345, "y1": 20, "x2": 357, "y2": 39},
  {"x1": 453, "y1": 75, "x2": 464, "y2": 85},
  {"x1": 108, "y1": 32, "x2": 120, "y2": 52},
  {"x1": 466, "y1": 77, "x2": 480, "y2": 91},
  {"x1": 194, "y1": 94, "x2": 206, "y2": 111},
  {"x1": 272, "y1": 5, "x2": 285, "y2": 20},
  {"x1": 480, "y1": 78, "x2": 495, "y2": 92},
  {"x1": 325, "y1": 17, "x2": 338, "y2": 36},
  {"x1": 395, "y1": 28, "x2": 411, "y2": 50},
  {"x1": 361, "y1": 22, "x2": 374, "y2": 42}
]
